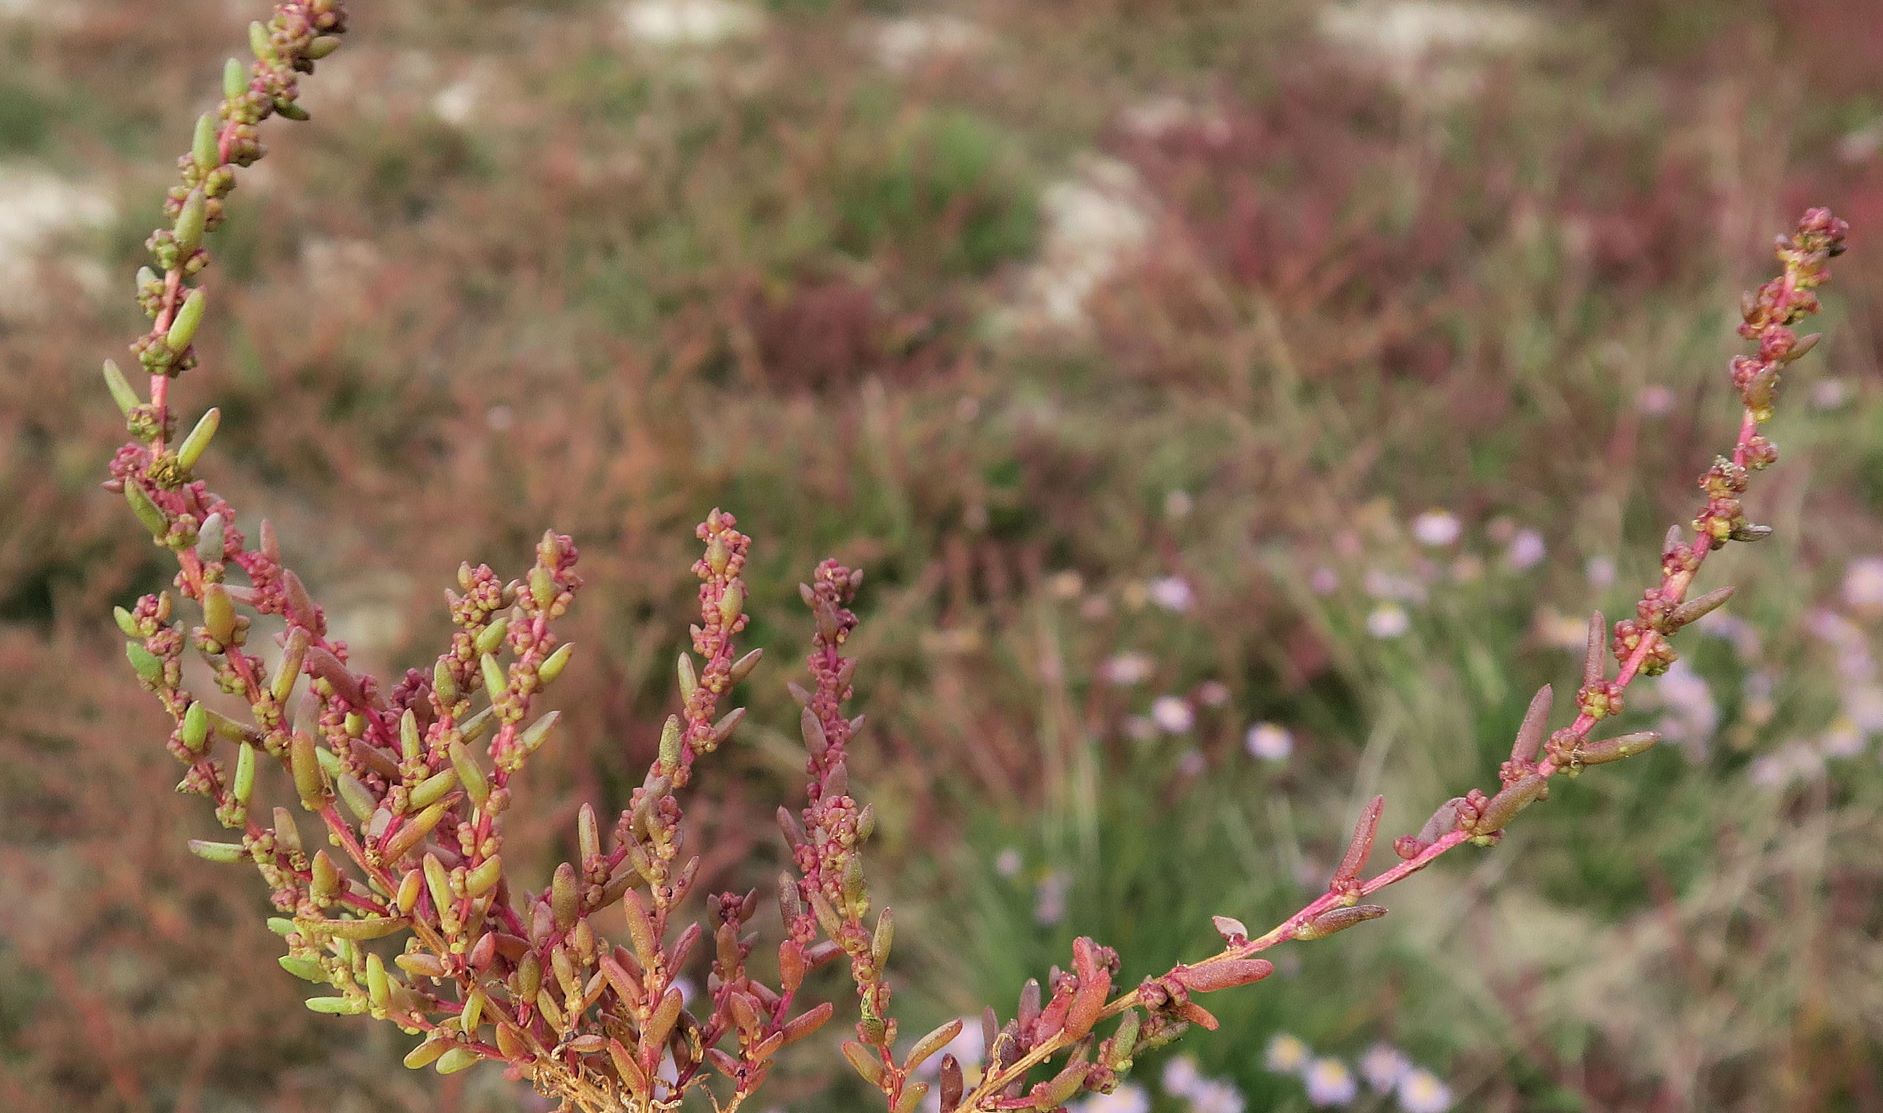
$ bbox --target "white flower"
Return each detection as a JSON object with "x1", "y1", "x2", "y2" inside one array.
[
  {"x1": 1411, "y1": 511, "x2": 1462, "y2": 547},
  {"x1": 1245, "y1": 722, "x2": 1295, "y2": 762},
  {"x1": 1148, "y1": 575, "x2": 1197, "y2": 613},
  {"x1": 1162, "y1": 1055, "x2": 1204, "y2": 1096},
  {"x1": 1264, "y1": 1033, "x2": 1311, "y2": 1073},
  {"x1": 1166, "y1": 489, "x2": 1196, "y2": 519},
  {"x1": 1359, "y1": 1044, "x2": 1411, "y2": 1092},
  {"x1": 1186, "y1": 1079, "x2": 1245, "y2": 1113},
  {"x1": 1100, "y1": 652, "x2": 1155, "y2": 686},
  {"x1": 1505, "y1": 528, "x2": 1547, "y2": 571},
  {"x1": 1843, "y1": 557, "x2": 1883, "y2": 613},
  {"x1": 1151, "y1": 695, "x2": 1196, "y2": 733},
  {"x1": 1820, "y1": 718, "x2": 1866, "y2": 759},
  {"x1": 1637, "y1": 384, "x2": 1675, "y2": 415},
  {"x1": 1585, "y1": 554, "x2": 1616, "y2": 588},
  {"x1": 1647, "y1": 660, "x2": 1719, "y2": 755},
  {"x1": 1034, "y1": 872, "x2": 1069, "y2": 926},
  {"x1": 1309, "y1": 566, "x2": 1341, "y2": 595},
  {"x1": 619, "y1": 0, "x2": 761, "y2": 46},
  {"x1": 1071, "y1": 1082, "x2": 1150, "y2": 1113},
  {"x1": 1396, "y1": 1068, "x2": 1454, "y2": 1113},
  {"x1": 1366, "y1": 603, "x2": 1411, "y2": 639},
  {"x1": 1196, "y1": 680, "x2": 1232, "y2": 707},
  {"x1": 1844, "y1": 684, "x2": 1883, "y2": 732},
  {"x1": 1303, "y1": 1057, "x2": 1359, "y2": 1107},
  {"x1": 994, "y1": 848, "x2": 1023, "y2": 878}
]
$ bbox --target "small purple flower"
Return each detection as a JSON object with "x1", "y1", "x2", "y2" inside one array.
[
  {"x1": 1147, "y1": 575, "x2": 1196, "y2": 613},
  {"x1": 1367, "y1": 603, "x2": 1410, "y2": 639},
  {"x1": 1264, "y1": 1033, "x2": 1311, "y2": 1074},
  {"x1": 1843, "y1": 556, "x2": 1883, "y2": 613},
  {"x1": 1151, "y1": 695, "x2": 1195, "y2": 733},
  {"x1": 1303, "y1": 1057, "x2": 1358, "y2": 1107},
  {"x1": 1072, "y1": 1082, "x2": 1150, "y2": 1113},
  {"x1": 1245, "y1": 722, "x2": 1295, "y2": 762},
  {"x1": 1100, "y1": 651, "x2": 1155, "y2": 686},
  {"x1": 1034, "y1": 872, "x2": 1069, "y2": 926},
  {"x1": 1163, "y1": 1055, "x2": 1204, "y2": 1096},
  {"x1": 1637, "y1": 384, "x2": 1676, "y2": 415},
  {"x1": 1396, "y1": 1068, "x2": 1454, "y2": 1113},
  {"x1": 1358, "y1": 1044, "x2": 1410, "y2": 1092},
  {"x1": 1187, "y1": 1079, "x2": 1245, "y2": 1113},
  {"x1": 1411, "y1": 510, "x2": 1462, "y2": 547},
  {"x1": 1505, "y1": 528, "x2": 1547, "y2": 571},
  {"x1": 994, "y1": 847, "x2": 1023, "y2": 878}
]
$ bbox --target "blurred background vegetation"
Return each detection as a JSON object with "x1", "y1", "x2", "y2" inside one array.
[{"x1": 2, "y1": 0, "x2": 1882, "y2": 1110}]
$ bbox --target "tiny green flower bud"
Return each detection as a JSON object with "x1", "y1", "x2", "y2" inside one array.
[
  {"x1": 519, "y1": 710, "x2": 560, "y2": 756},
  {"x1": 279, "y1": 954, "x2": 326, "y2": 982},
  {"x1": 383, "y1": 801, "x2": 447, "y2": 861},
  {"x1": 577, "y1": 803, "x2": 600, "y2": 864},
  {"x1": 337, "y1": 774, "x2": 376, "y2": 821},
  {"x1": 223, "y1": 57, "x2": 247, "y2": 99},
  {"x1": 529, "y1": 566, "x2": 555, "y2": 611},
  {"x1": 202, "y1": 582, "x2": 236, "y2": 644},
  {"x1": 474, "y1": 618, "x2": 508, "y2": 656},
  {"x1": 677, "y1": 652, "x2": 698, "y2": 703},
  {"x1": 306, "y1": 995, "x2": 368, "y2": 1015},
  {"x1": 273, "y1": 627, "x2": 309, "y2": 704},
  {"x1": 232, "y1": 741, "x2": 256, "y2": 806},
  {"x1": 289, "y1": 730, "x2": 327, "y2": 811},
  {"x1": 550, "y1": 861, "x2": 579, "y2": 930},
  {"x1": 465, "y1": 854, "x2": 503, "y2": 898},
  {"x1": 906, "y1": 1018, "x2": 962, "y2": 1074},
  {"x1": 188, "y1": 839, "x2": 245, "y2": 863},
  {"x1": 396, "y1": 869, "x2": 422, "y2": 915},
  {"x1": 365, "y1": 952, "x2": 391, "y2": 1011},
  {"x1": 195, "y1": 511, "x2": 225, "y2": 563},
  {"x1": 479, "y1": 653, "x2": 506, "y2": 704},
  {"x1": 871, "y1": 906, "x2": 894, "y2": 969},
  {"x1": 125, "y1": 642, "x2": 164, "y2": 686},
  {"x1": 710, "y1": 706, "x2": 745, "y2": 746},
  {"x1": 102, "y1": 359, "x2": 140, "y2": 416},
  {"x1": 423, "y1": 852, "x2": 455, "y2": 919},
  {"x1": 408, "y1": 767, "x2": 459, "y2": 810},
  {"x1": 538, "y1": 642, "x2": 574, "y2": 684},
  {"x1": 841, "y1": 1040, "x2": 885, "y2": 1087},
  {"x1": 176, "y1": 407, "x2": 220, "y2": 471},
  {"x1": 192, "y1": 113, "x2": 219, "y2": 172},
  {"x1": 448, "y1": 740, "x2": 489, "y2": 807},
  {"x1": 718, "y1": 583, "x2": 744, "y2": 627},
  {"x1": 173, "y1": 190, "x2": 208, "y2": 258},
  {"x1": 728, "y1": 647, "x2": 763, "y2": 686},
  {"x1": 125, "y1": 484, "x2": 169, "y2": 540},
  {"x1": 432, "y1": 658, "x2": 459, "y2": 707},
  {"x1": 658, "y1": 714, "x2": 682, "y2": 774},
  {"x1": 181, "y1": 700, "x2": 210, "y2": 752},
  {"x1": 248, "y1": 21, "x2": 274, "y2": 61}
]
